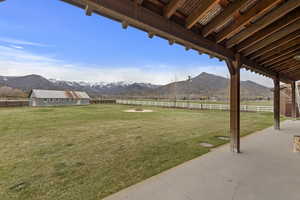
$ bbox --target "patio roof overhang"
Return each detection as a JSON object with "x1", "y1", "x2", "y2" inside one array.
[
  {"x1": 60, "y1": 0, "x2": 300, "y2": 153},
  {"x1": 61, "y1": 0, "x2": 300, "y2": 83}
]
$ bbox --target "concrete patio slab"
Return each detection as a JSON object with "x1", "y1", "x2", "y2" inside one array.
[{"x1": 104, "y1": 120, "x2": 300, "y2": 200}]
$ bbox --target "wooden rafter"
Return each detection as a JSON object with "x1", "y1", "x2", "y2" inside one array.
[
  {"x1": 185, "y1": 0, "x2": 218, "y2": 29},
  {"x1": 202, "y1": 0, "x2": 248, "y2": 37},
  {"x1": 62, "y1": 0, "x2": 233, "y2": 60},
  {"x1": 242, "y1": 20, "x2": 300, "y2": 56},
  {"x1": 236, "y1": 8, "x2": 300, "y2": 52},
  {"x1": 61, "y1": 0, "x2": 297, "y2": 82},
  {"x1": 257, "y1": 39, "x2": 300, "y2": 62},
  {"x1": 281, "y1": 65, "x2": 300, "y2": 73},
  {"x1": 264, "y1": 52, "x2": 299, "y2": 67},
  {"x1": 285, "y1": 67, "x2": 300, "y2": 75},
  {"x1": 216, "y1": 0, "x2": 283, "y2": 43},
  {"x1": 250, "y1": 31, "x2": 300, "y2": 59},
  {"x1": 271, "y1": 59, "x2": 299, "y2": 70},
  {"x1": 164, "y1": 0, "x2": 186, "y2": 19},
  {"x1": 133, "y1": 0, "x2": 144, "y2": 5},
  {"x1": 278, "y1": 63, "x2": 300, "y2": 73},
  {"x1": 226, "y1": 1, "x2": 300, "y2": 48},
  {"x1": 259, "y1": 45, "x2": 300, "y2": 65}
]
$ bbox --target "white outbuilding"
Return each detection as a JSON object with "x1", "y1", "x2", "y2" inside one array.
[{"x1": 29, "y1": 89, "x2": 90, "y2": 107}]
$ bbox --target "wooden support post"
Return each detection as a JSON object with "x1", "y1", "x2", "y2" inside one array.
[
  {"x1": 291, "y1": 81, "x2": 297, "y2": 120},
  {"x1": 273, "y1": 76, "x2": 280, "y2": 130},
  {"x1": 226, "y1": 55, "x2": 241, "y2": 153}
]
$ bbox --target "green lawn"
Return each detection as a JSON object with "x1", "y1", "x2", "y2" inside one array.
[{"x1": 0, "y1": 104, "x2": 275, "y2": 200}]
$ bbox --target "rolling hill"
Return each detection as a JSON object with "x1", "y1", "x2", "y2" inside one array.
[{"x1": 0, "y1": 73, "x2": 272, "y2": 99}]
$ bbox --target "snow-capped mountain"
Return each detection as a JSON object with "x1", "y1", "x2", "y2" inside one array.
[
  {"x1": 0, "y1": 75, "x2": 160, "y2": 97},
  {"x1": 0, "y1": 73, "x2": 272, "y2": 98}
]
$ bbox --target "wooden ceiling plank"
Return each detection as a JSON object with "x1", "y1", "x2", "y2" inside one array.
[
  {"x1": 285, "y1": 66, "x2": 300, "y2": 74},
  {"x1": 61, "y1": 0, "x2": 296, "y2": 82},
  {"x1": 185, "y1": 0, "x2": 218, "y2": 29},
  {"x1": 240, "y1": 56, "x2": 293, "y2": 82},
  {"x1": 216, "y1": 0, "x2": 283, "y2": 43},
  {"x1": 133, "y1": 0, "x2": 144, "y2": 5},
  {"x1": 257, "y1": 39, "x2": 300, "y2": 62},
  {"x1": 259, "y1": 45, "x2": 300, "y2": 65},
  {"x1": 279, "y1": 64, "x2": 300, "y2": 73},
  {"x1": 242, "y1": 20, "x2": 300, "y2": 56},
  {"x1": 264, "y1": 52, "x2": 299, "y2": 67},
  {"x1": 283, "y1": 66, "x2": 300, "y2": 74},
  {"x1": 236, "y1": 8, "x2": 300, "y2": 52},
  {"x1": 270, "y1": 59, "x2": 299, "y2": 70},
  {"x1": 63, "y1": 0, "x2": 233, "y2": 60},
  {"x1": 164, "y1": 0, "x2": 186, "y2": 19},
  {"x1": 250, "y1": 31, "x2": 300, "y2": 59},
  {"x1": 202, "y1": 0, "x2": 249, "y2": 37},
  {"x1": 226, "y1": 1, "x2": 300, "y2": 48}
]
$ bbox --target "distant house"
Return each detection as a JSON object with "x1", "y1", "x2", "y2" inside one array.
[{"x1": 29, "y1": 89, "x2": 90, "y2": 107}]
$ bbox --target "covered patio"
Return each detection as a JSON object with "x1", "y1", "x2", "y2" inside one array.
[
  {"x1": 60, "y1": 0, "x2": 300, "y2": 152},
  {"x1": 104, "y1": 120, "x2": 300, "y2": 200}
]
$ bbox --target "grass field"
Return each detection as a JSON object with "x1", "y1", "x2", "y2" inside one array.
[{"x1": 0, "y1": 104, "x2": 276, "y2": 200}]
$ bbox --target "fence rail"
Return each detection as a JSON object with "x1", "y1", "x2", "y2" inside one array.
[
  {"x1": 0, "y1": 100, "x2": 29, "y2": 107},
  {"x1": 116, "y1": 100, "x2": 273, "y2": 113}
]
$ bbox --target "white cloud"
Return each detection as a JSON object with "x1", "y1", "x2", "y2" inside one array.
[
  {"x1": 0, "y1": 37, "x2": 49, "y2": 47},
  {"x1": 0, "y1": 45, "x2": 273, "y2": 86},
  {"x1": 10, "y1": 45, "x2": 24, "y2": 49}
]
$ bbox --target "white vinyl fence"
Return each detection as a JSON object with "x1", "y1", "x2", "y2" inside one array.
[{"x1": 116, "y1": 100, "x2": 273, "y2": 113}]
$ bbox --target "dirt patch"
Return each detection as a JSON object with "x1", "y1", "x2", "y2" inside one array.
[
  {"x1": 216, "y1": 136, "x2": 230, "y2": 141},
  {"x1": 124, "y1": 109, "x2": 154, "y2": 113},
  {"x1": 199, "y1": 142, "x2": 214, "y2": 148}
]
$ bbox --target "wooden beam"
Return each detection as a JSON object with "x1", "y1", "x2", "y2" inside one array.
[
  {"x1": 85, "y1": 4, "x2": 92, "y2": 16},
  {"x1": 274, "y1": 76, "x2": 280, "y2": 130},
  {"x1": 242, "y1": 20, "x2": 300, "y2": 56},
  {"x1": 236, "y1": 8, "x2": 300, "y2": 52},
  {"x1": 278, "y1": 64, "x2": 300, "y2": 73},
  {"x1": 264, "y1": 52, "x2": 299, "y2": 67},
  {"x1": 216, "y1": 0, "x2": 283, "y2": 43},
  {"x1": 61, "y1": 0, "x2": 295, "y2": 83},
  {"x1": 133, "y1": 0, "x2": 143, "y2": 5},
  {"x1": 61, "y1": 0, "x2": 234, "y2": 60},
  {"x1": 261, "y1": 48, "x2": 300, "y2": 66},
  {"x1": 272, "y1": 60, "x2": 299, "y2": 70},
  {"x1": 202, "y1": 0, "x2": 249, "y2": 37},
  {"x1": 257, "y1": 41, "x2": 300, "y2": 63},
  {"x1": 164, "y1": 0, "x2": 186, "y2": 19},
  {"x1": 185, "y1": 0, "x2": 217, "y2": 29},
  {"x1": 226, "y1": 1, "x2": 300, "y2": 48},
  {"x1": 271, "y1": 57, "x2": 298, "y2": 68},
  {"x1": 226, "y1": 55, "x2": 241, "y2": 153},
  {"x1": 240, "y1": 56, "x2": 293, "y2": 83},
  {"x1": 259, "y1": 46, "x2": 300, "y2": 65},
  {"x1": 250, "y1": 30, "x2": 300, "y2": 59},
  {"x1": 286, "y1": 67, "x2": 300, "y2": 76}
]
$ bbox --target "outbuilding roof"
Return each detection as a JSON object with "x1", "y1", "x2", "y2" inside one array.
[{"x1": 30, "y1": 89, "x2": 90, "y2": 99}]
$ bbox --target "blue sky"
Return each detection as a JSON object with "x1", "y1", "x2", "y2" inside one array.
[{"x1": 0, "y1": 0, "x2": 272, "y2": 86}]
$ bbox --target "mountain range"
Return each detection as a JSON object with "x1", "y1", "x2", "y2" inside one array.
[{"x1": 0, "y1": 73, "x2": 272, "y2": 99}]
